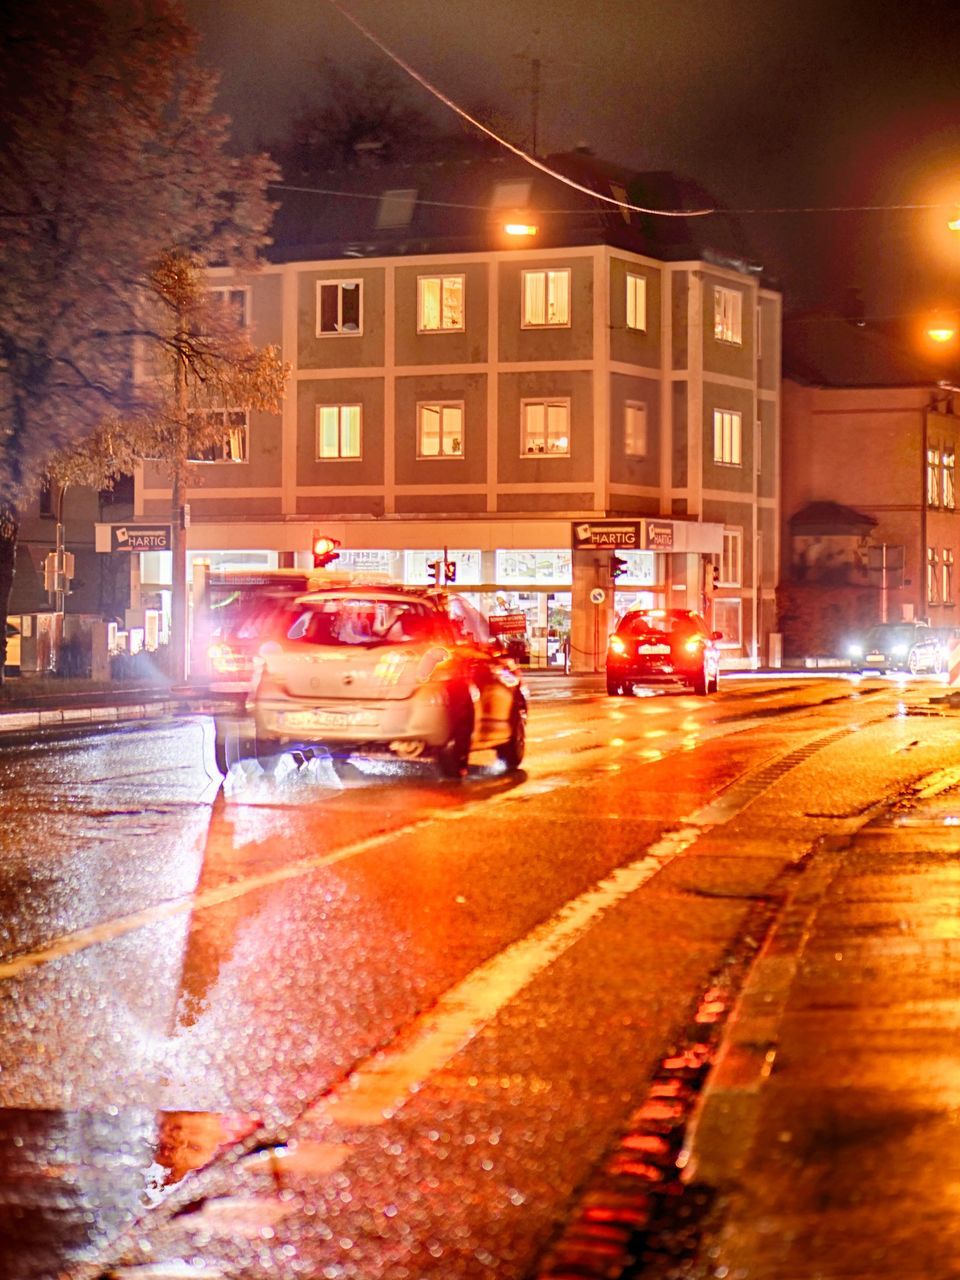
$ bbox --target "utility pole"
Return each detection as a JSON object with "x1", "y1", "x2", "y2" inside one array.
[{"x1": 170, "y1": 315, "x2": 189, "y2": 685}]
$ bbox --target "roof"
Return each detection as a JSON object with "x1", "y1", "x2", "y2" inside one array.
[
  {"x1": 268, "y1": 149, "x2": 768, "y2": 279},
  {"x1": 783, "y1": 311, "x2": 960, "y2": 388},
  {"x1": 788, "y1": 501, "x2": 877, "y2": 535}
]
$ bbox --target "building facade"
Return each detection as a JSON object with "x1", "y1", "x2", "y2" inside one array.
[{"x1": 130, "y1": 157, "x2": 782, "y2": 672}]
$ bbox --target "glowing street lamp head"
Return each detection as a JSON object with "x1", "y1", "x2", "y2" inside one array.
[
  {"x1": 928, "y1": 325, "x2": 957, "y2": 344},
  {"x1": 504, "y1": 221, "x2": 538, "y2": 238}
]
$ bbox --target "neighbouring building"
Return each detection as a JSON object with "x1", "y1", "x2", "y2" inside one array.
[
  {"x1": 780, "y1": 312, "x2": 960, "y2": 658},
  {"x1": 126, "y1": 149, "x2": 782, "y2": 673}
]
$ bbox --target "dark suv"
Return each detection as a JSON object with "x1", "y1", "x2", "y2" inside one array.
[
  {"x1": 606, "y1": 608, "x2": 722, "y2": 696},
  {"x1": 850, "y1": 622, "x2": 941, "y2": 674}
]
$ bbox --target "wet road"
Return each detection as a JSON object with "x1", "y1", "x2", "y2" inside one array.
[{"x1": 1, "y1": 673, "x2": 957, "y2": 1279}]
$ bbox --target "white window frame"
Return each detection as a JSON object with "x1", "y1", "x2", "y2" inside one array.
[
  {"x1": 521, "y1": 398, "x2": 571, "y2": 456},
  {"x1": 928, "y1": 546, "x2": 940, "y2": 606},
  {"x1": 713, "y1": 286, "x2": 743, "y2": 345},
  {"x1": 713, "y1": 409, "x2": 742, "y2": 466},
  {"x1": 720, "y1": 529, "x2": 742, "y2": 586},
  {"x1": 316, "y1": 279, "x2": 363, "y2": 336},
  {"x1": 928, "y1": 447, "x2": 941, "y2": 507},
  {"x1": 624, "y1": 401, "x2": 647, "y2": 457},
  {"x1": 943, "y1": 448, "x2": 956, "y2": 509},
  {"x1": 944, "y1": 548, "x2": 955, "y2": 605},
  {"x1": 316, "y1": 404, "x2": 362, "y2": 460},
  {"x1": 187, "y1": 409, "x2": 249, "y2": 464},
  {"x1": 207, "y1": 285, "x2": 250, "y2": 327},
  {"x1": 625, "y1": 272, "x2": 647, "y2": 331},
  {"x1": 416, "y1": 274, "x2": 465, "y2": 333},
  {"x1": 416, "y1": 401, "x2": 464, "y2": 459},
  {"x1": 521, "y1": 268, "x2": 571, "y2": 328}
]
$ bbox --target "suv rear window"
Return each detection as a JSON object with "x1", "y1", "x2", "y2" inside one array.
[{"x1": 618, "y1": 611, "x2": 704, "y2": 639}]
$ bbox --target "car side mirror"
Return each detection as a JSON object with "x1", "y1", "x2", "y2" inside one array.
[{"x1": 711, "y1": 630, "x2": 723, "y2": 641}]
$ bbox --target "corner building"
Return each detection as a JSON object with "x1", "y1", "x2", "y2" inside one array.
[{"x1": 135, "y1": 152, "x2": 781, "y2": 671}]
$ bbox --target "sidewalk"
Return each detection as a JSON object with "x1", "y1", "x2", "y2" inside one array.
[{"x1": 684, "y1": 778, "x2": 960, "y2": 1279}]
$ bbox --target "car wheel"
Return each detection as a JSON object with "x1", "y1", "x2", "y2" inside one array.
[
  {"x1": 437, "y1": 686, "x2": 473, "y2": 779},
  {"x1": 934, "y1": 650, "x2": 945, "y2": 675},
  {"x1": 908, "y1": 649, "x2": 921, "y2": 675},
  {"x1": 496, "y1": 699, "x2": 526, "y2": 771},
  {"x1": 215, "y1": 722, "x2": 256, "y2": 774},
  {"x1": 606, "y1": 675, "x2": 623, "y2": 696},
  {"x1": 692, "y1": 663, "x2": 708, "y2": 696},
  {"x1": 709, "y1": 667, "x2": 720, "y2": 694}
]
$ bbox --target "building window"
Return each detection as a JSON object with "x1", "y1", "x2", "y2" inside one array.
[
  {"x1": 626, "y1": 273, "x2": 646, "y2": 331},
  {"x1": 417, "y1": 402, "x2": 463, "y2": 458},
  {"x1": 492, "y1": 180, "x2": 532, "y2": 209},
  {"x1": 711, "y1": 598, "x2": 741, "y2": 647},
  {"x1": 317, "y1": 280, "x2": 362, "y2": 335},
  {"x1": 928, "y1": 447, "x2": 941, "y2": 507},
  {"x1": 944, "y1": 548, "x2": 954, "y2": 604},
  {"x1": 376, "y1": 188, "x2": 416, "y2": 229},
  {"x1": 624, "y1": 402, "x2": 647, "y2": 457},
  {"x1": 943, "y1": 448, "x2": 956, "y2": 509},
  {"x1": 317, "y1": 404, "x2": 361, "y2": 459},
  {"x1": 713, "y1": 409, "x2": 742, "y2": 466},
  {"x1": 417, "y1": 275, "x2": 464, "y2": 332},
  {"x1": 522, "y1": 269, "x2": 570, "y2": 327},
  {"x1": 928, "y1": 546, "x2": 940, "y2": 605},
  {"x1": 709, "y1": 529, "x2": 742, "y2": 587},
  {"x1": 713, "y1": 286, "x2": 742, "y2": 344},
  {"x1": 208, "y1": 286, "x2": 249, "y2": 327},
  {"x1": 187, "y1": 410, "x2": 249, "y2": 463},
  {"x1": 522, "y1": 399, "x2": 570, "y2": 455}
]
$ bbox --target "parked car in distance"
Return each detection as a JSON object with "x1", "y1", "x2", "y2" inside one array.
[
  {"x1": 848, "y1": 622, "x2": 942, "y2": 674},
  {"x1": 606, "y1": 608, "x2": 722, "y2": 696},
  {"x1": 215, "y1": 586, "x2": 527, "y2": 779}
]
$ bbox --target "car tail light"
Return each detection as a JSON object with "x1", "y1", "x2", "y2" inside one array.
[
  {"x1": 609, "y1": 635, "x2": 628, "y2": 655},
  {"x1": 684, "y1": 636, "x2": 703, "y2": 655}
]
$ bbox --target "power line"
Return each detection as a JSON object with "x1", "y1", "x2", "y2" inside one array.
[{"x1": 322, "y1": 0, "x2": 715, "y2": 219}]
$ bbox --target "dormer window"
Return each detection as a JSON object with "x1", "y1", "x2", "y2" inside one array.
[{"x1": 376, "y1": 189, "x2": 416, "y2": 229}]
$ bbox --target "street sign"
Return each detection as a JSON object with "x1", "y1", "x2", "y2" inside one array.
[
  {"x1": 589, "y1": 587, "x2": 606, "y2": 605},
  {"x1": 110, "y1": 525, "x2": 172, "y2": 552}
]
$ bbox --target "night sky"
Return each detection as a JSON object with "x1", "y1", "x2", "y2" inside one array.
[{"x1": 185, "y1": 0, "x2": 960, "y2": 318}]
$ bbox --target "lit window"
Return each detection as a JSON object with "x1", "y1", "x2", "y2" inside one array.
[
  {"x1": 317, "y1": 404, "x2": 361, "y2": 459},
  {"x1": 944, "y1": 548, "x2": 955, "y2": 604},
  {"x1": 624, "y1": 402, "x2": 647, "y2": 457},
  {"x1": 417, "y1": 275, "x2": 464, "y2": 332},
  {"x1": 207, "y1": 286, "x2": 249, "y2": 327},
  {"x1": 943, "y1": 448, "x2": 956, "y2": 509},
  {"x1": 317, "y1": 280, "x2": 362, "y2": 335},
  {"x1": 187, "y1": 410, "x2": 248, "y2": 463},
  {"x1": 626, "y1": 273, "x2": 646, "y2": 331},
  {"x1": 714, "y1": 286, "x2": 742, "y2": 344},
  {"x1": 522, "y1": 399, "x2": 570, "y2": 455},
  {"x1": 522, "y1": 269, "x2": 570, "y2": 327},
  {"x1": 713, "y1": 409, "x2": 742, "y2": 466},
  {"x1": 709, "y1": 529, "x2": 742, "y2": 587},
  {"x1": 928, "y1": 447, "x2": 941, "y2": 507},
  {"x1": 417, "y1": 403, "x2": 463, "y2": 458},
  {"x1": 376, "y1": 188, "x2": 416, "y2": 229}
]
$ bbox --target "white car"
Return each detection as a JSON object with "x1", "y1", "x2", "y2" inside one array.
[{"x1": 215, "y1": 587, "x2": 527, "y2": 779}]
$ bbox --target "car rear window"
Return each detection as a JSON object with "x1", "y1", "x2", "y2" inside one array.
[
  {"x1": 285, "y1": 598, "x2": 446, "y2": 648},
  {"x1": 618, "y1": 612, "x2": 702, "y2": 639}
]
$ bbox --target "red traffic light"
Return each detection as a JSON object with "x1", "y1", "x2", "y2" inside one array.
[{"x1": 312, "y1": 533, "x2": 341, "y2": 567}]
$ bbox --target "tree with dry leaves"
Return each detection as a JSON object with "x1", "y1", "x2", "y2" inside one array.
[{"x1": 0, "y1": 0, "x2": 283, "y2": 677}]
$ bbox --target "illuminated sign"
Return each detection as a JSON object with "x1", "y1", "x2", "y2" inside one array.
[
  {"x1": 572, "y1": 520, "x2": 674, "y2": 551},
  {"x1": 110, "y1": 525, "x2": 171, "y2": 552}
]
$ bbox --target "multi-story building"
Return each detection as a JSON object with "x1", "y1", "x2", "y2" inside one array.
[
  {"x1": 132, "y1": 151, "x2": 781, "y2": 672},
  {"x1": 780, "y1": 312, "x2": 960, "y2": 657}
]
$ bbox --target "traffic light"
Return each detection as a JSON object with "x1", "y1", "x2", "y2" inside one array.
[
  {"x1": 444, "y1": 558, "x2": 457, "y2": 584},
  {"x1": 427, "y1": 559, "x2": 443, "y2": 585},
  {"x1": 610, "y1": 553, "x2": 628, "y2": 581},
  {"x1": 705, "y1": 562, "x2": 720, "y2": 595},
  {"x1": 312, "y1": 533, "x2": 341, "y2": 568}
]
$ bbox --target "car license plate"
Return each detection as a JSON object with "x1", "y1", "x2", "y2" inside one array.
[
  {"x1": 865, "y1": 652, "x2": 884, "y2": 663},
  {"x1": 283, "y1": 708, "x2": 378, "y2": 730},
  {"x1": 638, "y1": 644, "x2": 671, "y2": 654}
]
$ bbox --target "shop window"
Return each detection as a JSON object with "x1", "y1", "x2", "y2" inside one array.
[{"x1": 711, "y1": 597, "x2": 741, "y2": 646}]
